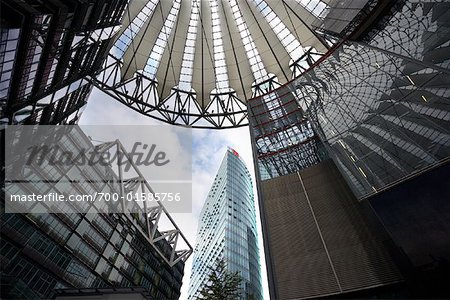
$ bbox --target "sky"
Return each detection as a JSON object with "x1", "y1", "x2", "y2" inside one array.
[{"x1": 79, "y1": 87, "x2": 269, "y2": 299}]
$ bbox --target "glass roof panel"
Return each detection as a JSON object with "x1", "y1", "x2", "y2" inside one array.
[{"x1": 97, "y1": 0, "x2": 356, "y2": 128}]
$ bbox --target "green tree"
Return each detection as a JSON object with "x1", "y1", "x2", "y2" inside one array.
[{"x1": 199, "y1": 259, "x2": 242, "y2": 300}]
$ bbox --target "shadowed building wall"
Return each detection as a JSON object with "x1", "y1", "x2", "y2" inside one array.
[{"x1": 260, "y1": 160, "x2": 402, "y2": 299}]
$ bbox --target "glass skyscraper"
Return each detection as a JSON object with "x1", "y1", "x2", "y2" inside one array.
[{"x1": 188, "y1": 148, "x2": 262, "y2": 300}]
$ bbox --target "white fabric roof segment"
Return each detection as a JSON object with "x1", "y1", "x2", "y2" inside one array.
[
  {"x1": 294, "y1": 0, "x2": 329, "y2": 19},
  {"x1": 240, "y1": 0, "x2": 291, "y2": 83},
  {"x1": 143, "y1": 0, "x2": 182, "y2": 79},
  {"x1": 155, "y1": 0, "x2": 193, "y2": 100},
  {"x1": 279, "y1": 1, "x2": 329, "y2": 53},
  {"x1": 192, "y1": 0, "x2": 216, "y2": 108},
  {"x1": 219, "y1": 0, "x2": 253, "y2": 102},
  {"x1": 227, "y1": 0, "x2": 268, "y2": 84},
  {"x1": 210, "y1": 0, "x2": 230, "y2": 91},
  {"x1": 112, "y1": 0, "x2": 159, "y2": 60},
  {"x1": 177, "y1": 0, "x2": 201, "y2": 92},
  {"x1": 252, "y1": 0, "x2": 304, "y2": 62},
  {"x1": 111, "y1": 0, "x2": 329, "y2": 107}
]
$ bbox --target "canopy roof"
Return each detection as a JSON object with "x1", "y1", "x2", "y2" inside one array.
[{"x1": 98, "y1": 0, "x2": 337, "y2": 128}]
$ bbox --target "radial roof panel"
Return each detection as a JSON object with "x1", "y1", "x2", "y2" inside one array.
[{"x1": 98, "y1": 0, "x2": 333, "y2": 128}]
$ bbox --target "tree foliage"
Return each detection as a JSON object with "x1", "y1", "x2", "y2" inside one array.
[{"x1": 199, "y1": 259, "x2": 243, "y2": 300}]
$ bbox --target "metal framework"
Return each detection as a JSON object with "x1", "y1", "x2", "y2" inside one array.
[
  {"x1": 0, "y1": 0, "x2": 128, "y2": 125},
  {"x1": 93, "y1": 0, "x2": 329, "y2": 128},
  {"x1": 248, "y1": 84, "x2": 326, "y2": 180},
  {"x1": 94, "y1": 140, "x2": 193, "y2": 266},
  {"x1": 250, "y1": 0, "x2": 450, "y2": 199},
  {"x1": 4, "y1": 125, "x2": 193, "y2": 267},
  {"x1": 95, "y1": 59, "x2": 250, "y2": 128}
]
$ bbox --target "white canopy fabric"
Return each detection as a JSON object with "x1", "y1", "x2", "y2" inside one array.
[{"x1": 113, "y1": 0, "x2": 328, "y2": 109}]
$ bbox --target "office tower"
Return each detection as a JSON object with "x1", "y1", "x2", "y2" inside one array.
[
  {"x1": 1, "y1": 126, "x2": 192, "y2": 299},
  {"x1": 0, "y1": 0, "x2": 128, "y2": 125},
  {"x1": 188, "y1": 148, "x2": 262, "y2": 300}
]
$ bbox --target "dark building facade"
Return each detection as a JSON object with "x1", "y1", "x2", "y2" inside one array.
[
  {"x1": 258, "y1": 160, "x2": 403, "y2": 299},
  {"x1": 1, "y1": 126, "x2": 192, "y2": 299},
  {"x1": 0, "y1": 0, "x2": 128, "y2": 125},
  {"x1": 0, "y1": 1, "x2": 196, "y2": 299},
  {"x1": 249, "y1": 0, "x2": 450, "y2": 299}
]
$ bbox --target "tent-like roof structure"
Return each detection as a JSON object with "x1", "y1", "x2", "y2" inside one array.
[{"x1": 96, "y1": 0, "x2": 335, "y2": 128}]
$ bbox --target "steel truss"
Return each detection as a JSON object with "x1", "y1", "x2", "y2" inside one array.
[
  {"x1": 94, "y1": 140, "x2": 192, "y2": 266},
  {"x1": 94, "y1": 47, "x2": 323, "y2": 129},
  {"x1": 94, "y1": 55, "x2": 249, "y2": 129}
]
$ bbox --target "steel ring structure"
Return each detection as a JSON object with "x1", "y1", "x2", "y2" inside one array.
[{"x1": 95, "y1": 0, "x2": 331, "y2": 128}]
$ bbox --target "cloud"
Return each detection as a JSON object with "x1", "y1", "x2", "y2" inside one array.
[{"x1": 80, "y1": 88, "x2": 269, "y2": 300}]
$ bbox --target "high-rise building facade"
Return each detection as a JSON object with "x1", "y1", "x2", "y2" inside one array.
[
  {"x1": 0, "y1": 0, "x2": 128, "y2": 125},
  {"x1": 1, "y1": 126, "x2": 192, "y2": 299},
  {"x1": 248, "y1": 0, "x2": 450, "y2": 299},
  {"x1": 188, "y1": 148, "x2": 262, "y2": 300}
]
